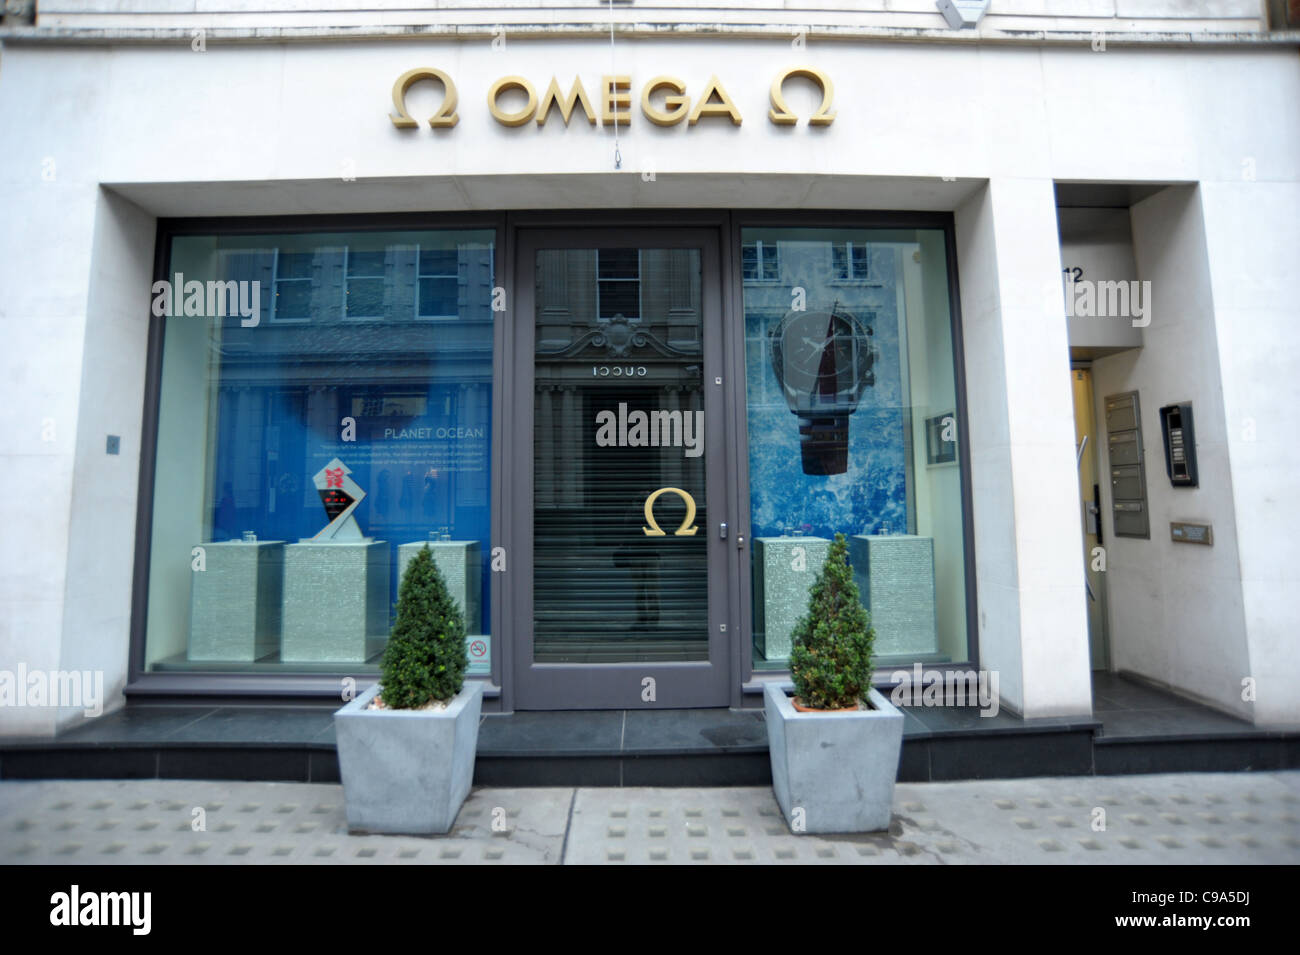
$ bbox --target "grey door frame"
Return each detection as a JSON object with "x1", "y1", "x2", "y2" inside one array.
[{"x1": 507, "y1": 225, "x2": 736, "y2": 710}]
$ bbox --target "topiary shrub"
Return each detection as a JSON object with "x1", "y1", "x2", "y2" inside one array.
[
  {"x1": 379, "y1": 545, "x2": 468, "y2": 708},
  {"x1": 788, "y1": 532, "x2": 875, "y2": 710}
]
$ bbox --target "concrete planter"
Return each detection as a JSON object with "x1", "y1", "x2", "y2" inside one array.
[
  {"x1": 334, "y1": 680, "x2": 484, "y2": 835},
  {"x1": 764, "y1": 682, "x2": 904, "y2": 833}
]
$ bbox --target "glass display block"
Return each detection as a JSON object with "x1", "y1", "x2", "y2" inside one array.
[
  {"x1": 753, "y1": 536, "x2": 830, "y2": 661},
  {"x1": 188, "y1": 541, "x2": 284, "y2": 662},
  {"x1": 850, "y1": 534, "x2": 939, "y2": 657},
  {"x1": 281, "y1": 541, "x2": 391, "y2": 663}
]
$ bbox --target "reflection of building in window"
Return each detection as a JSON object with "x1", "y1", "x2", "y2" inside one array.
[
  {"x1": 417, "y1": 246, "x2": 460, "y2": 318},
  {"x1": 596, "y1": 248, "x2": 641, "y2": 321},
  {"x1": 272, "y1": 249, "x2": 314, "y2": 322},
  {"x1": 351, "y1": 394, "x2": 428, "y2": 418},
  {"x1": 345, "y1": 248, "x2": 387, "y2": 319},
  {"x1": 148, "y1": 229, "x2": 497, "y2": 673},
  {"x1": 832, "y1": 241, "x2": 870, "y2": 281},
  {"x1": 742, "y1": 240, "x2": 780, "y2": 282}
]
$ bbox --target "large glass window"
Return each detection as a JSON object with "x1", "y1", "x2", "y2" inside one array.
[
  {"x1": 531, "y1": 246, "x2": 707, "y2": 664},
  {"x1": 743, "y1": 227, "x2": 968, "y2": 669},
  {"x1": 144, "y1": 229, "x2": 495, "y2": 674}
]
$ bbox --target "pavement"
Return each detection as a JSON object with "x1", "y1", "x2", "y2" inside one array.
[{"x1": 1, "y1": 771, "x2": 1297, "y2": 864}]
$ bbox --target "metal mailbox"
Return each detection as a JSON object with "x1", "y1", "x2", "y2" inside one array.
[
  {"x1": 1105, "y1": 394, "x2": 1139, "y2": 433},
  {"x1": 1104, "y1": 390, "x2": 1150, "y2": 539},
  {"x1": 1112, "y1": 501, "x2": 1149, "y2": 538},
  {"x1": 1107, "y1": 430, "x2": 1142, "y2": 467},
  {"x1": 1110, "y1": 465, "x2": 1145, "y2": 501}
]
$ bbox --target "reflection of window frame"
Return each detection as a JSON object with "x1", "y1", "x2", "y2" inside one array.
[
  {"x1": 343, "y1": 247, "x2": 388, "y2": 321},
  {"x1": 742, "y1": 240, "x2": 781, "y2": 283},
  {"x1": 415, "y1": 244, "x2": 461, "y2": 322},
  {"x1": 746, "y1": 308, "x2": 788, "y2": 409},
  {"x1": 831, "y1": 241, "x2": 871, "y2": 283},
  {"x1": 595, "y1": 248, "x2": 642, "y2": 322},
  {"x1": 270, "y1": 248, "x2": 312, "y2": 324}
]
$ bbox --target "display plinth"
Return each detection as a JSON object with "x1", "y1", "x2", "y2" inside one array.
[
  {"x1": 397, "y1": 541, "x2": 482, "y2": 635},
  {"x1": 850, "y1": 534, "x2": 939, "y2": 657},
  {"x1": 188, "y1": 541, "x2": 285, "y2": 662},
  {"x1": 281, "y1": 541, "x2": 390, "y2": 663},
  {"x1": 753, "y1": 536, "x2": 830, "y2": 661}
]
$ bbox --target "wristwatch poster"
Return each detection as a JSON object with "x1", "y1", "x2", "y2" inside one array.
[{"x1": 769, "y1": 303, "x2": 879, "y2": 475}]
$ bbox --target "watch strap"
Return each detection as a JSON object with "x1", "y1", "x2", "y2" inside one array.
[{"x1": 797, "y1": 414, "x2": 849, "y2": 475}]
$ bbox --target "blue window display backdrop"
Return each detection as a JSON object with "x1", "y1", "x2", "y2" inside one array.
[
  {"x1": 745, "y1": 240, "x2": 909, "y2": 542},
  {"x1": 145, "y1": 230, "x2": 495, "y2": 672},
  {"x1": 208, "y1": 382, "x2": 491, "y2": 608}
]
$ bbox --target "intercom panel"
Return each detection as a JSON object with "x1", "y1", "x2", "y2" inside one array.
[{"x1": 1159, "y1": 402, "x2": 1198, "y2": 487}]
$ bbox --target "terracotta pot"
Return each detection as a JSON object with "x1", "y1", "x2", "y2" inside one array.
[{"x1": 791, "y1": 696, "x2": 861, "y2": 714}]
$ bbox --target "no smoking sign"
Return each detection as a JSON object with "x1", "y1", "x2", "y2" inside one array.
[{"x1": 468, "y1": 637, "x2": 489, "y2": 666}]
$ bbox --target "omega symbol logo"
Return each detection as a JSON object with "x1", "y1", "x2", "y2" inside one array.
[
  {"x1": 642, "y1": 487, "x2": 699, "y2": 537},
  {"x1": 768, "y1": 66, "x2": 836, "y2": 126},
  {"x1": 390, "y1": 67, "x2": 460, "y2": 128}
]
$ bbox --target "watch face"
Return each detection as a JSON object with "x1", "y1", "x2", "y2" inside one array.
[{"x1": 771, "y1": 309, "x2": 871, "y2": 411}]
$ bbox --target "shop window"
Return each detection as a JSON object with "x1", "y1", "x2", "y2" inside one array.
[
  {"x1": 744, "y1": 227, "x2": 968, "y2": 670},
  {"x1": 144, "y1": 229, "x2": 496, "y2": 675}
]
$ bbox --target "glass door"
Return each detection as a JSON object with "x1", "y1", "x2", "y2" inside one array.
[{"x1": 510, "y1": 228, "x2": 731, "y2": 708}]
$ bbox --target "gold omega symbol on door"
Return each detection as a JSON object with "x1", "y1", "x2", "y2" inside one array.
[{"x1": 642, "y1": 487, "x2": 699, "y2": 537}]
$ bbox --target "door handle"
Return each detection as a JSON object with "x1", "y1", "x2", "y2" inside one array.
[{"x1": 719, "y1": 522, "x2": 728, "y2": 540}]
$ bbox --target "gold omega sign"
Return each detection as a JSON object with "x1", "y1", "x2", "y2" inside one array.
[
  {"x1": 643, "y1": 488, "x2": 699, "y2": 537},
  {"x1": 389, "y1": 67, "x2": 459, "y2": 128},
  {"x1": 768, "y1": 66, "x2": 835, "y2": 126},
  {"x1": 390, "y1": 67, "x2": 834, "y2": 129}
]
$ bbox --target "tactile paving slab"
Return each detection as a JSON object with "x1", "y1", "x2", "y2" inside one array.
[
  {"x1": 563, "y1": 773, "x2": 1300, "y2": 865},
  {"x1": 0, "y1": 781, "x2": 570, "y2": 865},
  {"x1": 1, "y1": 772, "x2": 1296, "y2": 865}
]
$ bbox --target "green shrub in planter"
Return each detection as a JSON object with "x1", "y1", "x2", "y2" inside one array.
[
  {"x1": 788, "y1": 532, "x2": 875, "y2": 710},
  {"x1": 379, "y1": 545, "x2": 467, "y2": 708}
]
